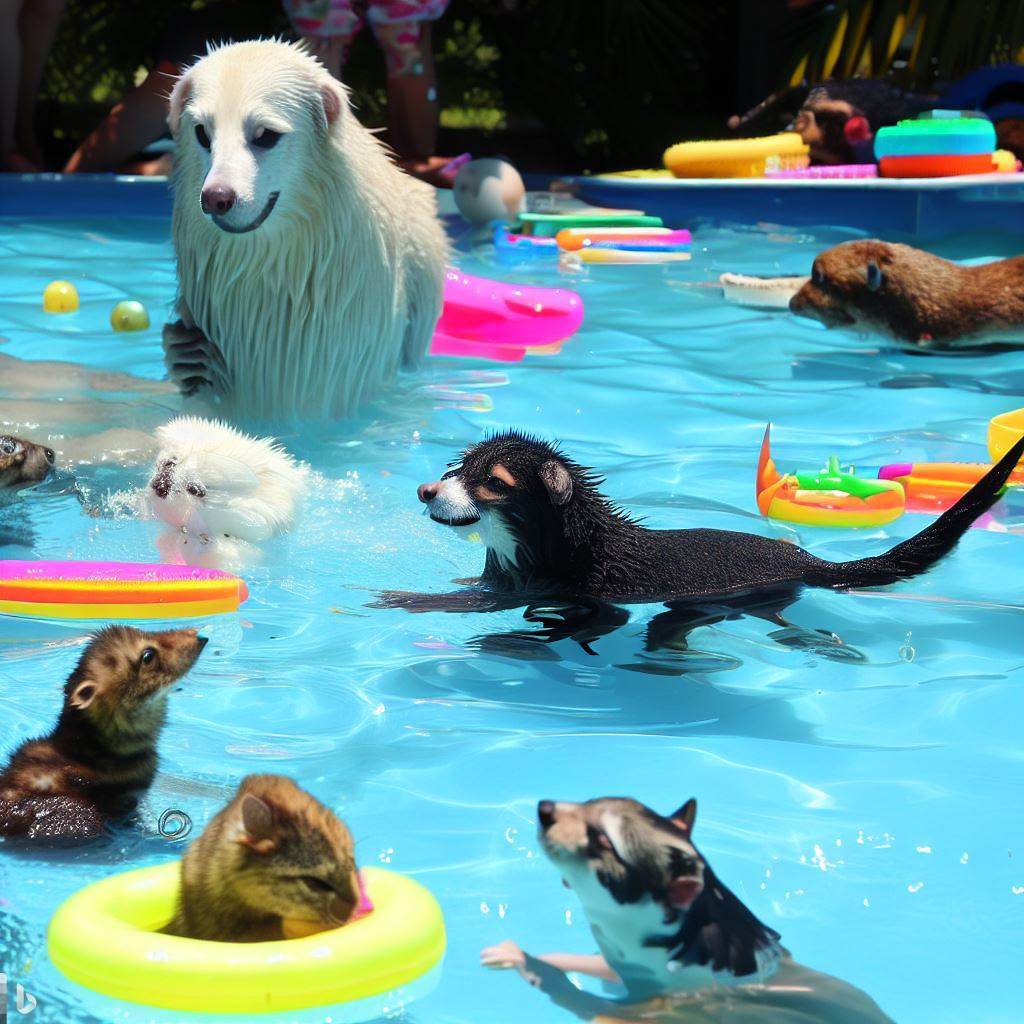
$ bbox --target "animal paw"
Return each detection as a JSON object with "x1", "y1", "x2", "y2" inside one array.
[{"x1": 162, "y1": 321, "x2": 232, "y2": 397}]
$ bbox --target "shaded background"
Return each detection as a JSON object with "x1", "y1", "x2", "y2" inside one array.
[{"x1": 33, "y1": 0, "x2": 1024, "y2": 173}]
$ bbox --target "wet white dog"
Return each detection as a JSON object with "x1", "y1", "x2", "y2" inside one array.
[
  {"x1": 164, "y1": 39, "x2": 449, "y2": 421},
  {"x1": 148, "y1": 416, "x2": 307, "y2": 567}
]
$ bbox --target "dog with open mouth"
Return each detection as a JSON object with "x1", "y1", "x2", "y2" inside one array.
[
  {"x1": 480, "y1": 797, "x2": 892, "y2": 1022},
  {"x1": 374, "y1": 431, "x2": 1024, "y2": 651}
]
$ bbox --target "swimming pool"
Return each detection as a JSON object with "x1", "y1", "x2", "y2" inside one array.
[{"x1": 1, "y1": 181, "x2": 1023, "y2": 1024}]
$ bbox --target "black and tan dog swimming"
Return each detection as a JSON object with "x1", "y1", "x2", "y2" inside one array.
[
  {"x1": 480, "y1": 797, "x2": 892, "y2": 1022},
  {"x1": 376, "y1": 431, "x2": 1024, "y2": 653}
]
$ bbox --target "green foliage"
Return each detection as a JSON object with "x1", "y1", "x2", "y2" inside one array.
[{"x1": 779, "y1": 0, "x2": 1024, "y2": 90}]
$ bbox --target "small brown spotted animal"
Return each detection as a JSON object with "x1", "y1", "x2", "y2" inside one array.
[
  {"x1": 789, "y1": 239, "x2": 1024, "y2": 344},
  {"x1": 0, "y1": 626, "x2": 207, "y2": 842},
  {"x1": 0, "y1": 435, "x2": 55, "y2": 489},
  {"x1": 165, "y1": 774, "x2": 361, "y2": 942}
]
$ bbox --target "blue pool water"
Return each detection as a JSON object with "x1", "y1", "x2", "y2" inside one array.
[{"x1": 2, "y1": 196, "x2": 1024, "y2": 1024}]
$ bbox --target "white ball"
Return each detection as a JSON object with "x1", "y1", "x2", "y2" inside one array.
[{"x1": 453, "y1": 158, "x2": 525, "y2": 224}]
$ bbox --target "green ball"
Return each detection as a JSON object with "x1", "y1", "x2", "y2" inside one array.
[{"x1": 110, "y1": 300, "x2": 150, "y2": 332}]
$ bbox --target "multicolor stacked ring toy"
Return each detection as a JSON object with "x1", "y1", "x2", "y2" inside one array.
[
  {"x1": 0, "y1": 561, "x2": 249, "y2": 620},
  {"x1": 876, "y1": 115, "x2": 999, "y2": 177},
  {"x1": 756, "y1": 425, "x2": 905, "y2": 528}
]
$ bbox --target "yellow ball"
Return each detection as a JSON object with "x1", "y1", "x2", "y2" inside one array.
[
  {"x1": 43, "y1": 280, "x2": 79, "y2": 313},
  {"x1": 110, "y1": 300, "x2": 150, "y2": 332}
]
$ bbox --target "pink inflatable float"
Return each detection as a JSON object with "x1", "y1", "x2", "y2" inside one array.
[
  {"x1": 0, "y1": 560, "x2": 249, "y2": 620},
  {"x1": 429, "y1": 270, "x2": 584, "y2": 363}
]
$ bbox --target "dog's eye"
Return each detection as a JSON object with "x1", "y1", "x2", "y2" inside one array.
[
  {"x1": 140, "y1": 647, "x2": 158, "y2": 666},
  {"x1": 194, "y1": 123, "x2": 211, "y2": 150},
  {"x1": 811, "y1": 266, "x2": 825, "y2": 286},
  {"x1": 0, "y1": 437, "x2": 18, "y2": 456},
  {"x1": 252, "y1": 128, "x2": 282, "y2": 150},
  {"x1": 486, "y1": 475, "x2": 508, "y2": 490},
  {"x1": 302, "y1": 876, "x2": 333, "y2": 893}
]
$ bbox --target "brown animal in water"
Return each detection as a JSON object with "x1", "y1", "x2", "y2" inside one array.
[
  {"x1": 0, "y1": 626, "x2": 207, "y2": 842},
  {"x1": 789, "y1": 239, "x2": 1024, "y2": 344},
  {"x1": 165, "y1": 774, "x2": 361, "y2": 942},
  {"x1": 0, "y1": 435, "x2": 55, "y2": 489}
]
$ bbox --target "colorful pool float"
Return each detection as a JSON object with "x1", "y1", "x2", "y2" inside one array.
[
  {"x1": 429, "y1": 270, "x2": 584, "y2": 362},
  {"x1": 988, "y1": 407, "x2": 1024, "y2": 462},
  {"x1": 0, "y1": 561, "x2": 249, "y2": 620},
  {"x1": 663, "y1": 132, "x2": 809, "y2": 178},
  {"x1": 567, "y1": 247, "x2": 692, "y2": 265},
  {"x1": 555, "y1": 227, "x2": 692, "y2": 251},
  {"x1": 492, "y1": 226, "x2": 558, "y2": 260},
  {"x1": 517, "y1": 210, "x2": 663, "y2": 237},
  {"x1": 765, "y1": 164, "x2": 877, "y2": 179},
  {"x1": 756, "y1": 425, "x2": 905, "y2": 528},
  {"x1": 874, "y1": 116, "x2": 997, "y2": 159},
  {"x1": 878, "y1": 460, "x2": 1024, "y2": 513},
  {"x1": 48, "y1": 862, "x2": 445, "y2": 1014},
  {"x1": 879, "y1": 153, "x2": 997, "y2": 177}
]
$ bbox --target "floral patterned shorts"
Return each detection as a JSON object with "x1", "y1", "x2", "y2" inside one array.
[{"x1": 283, "y1": 0, "x2": 449, "y2": 73}]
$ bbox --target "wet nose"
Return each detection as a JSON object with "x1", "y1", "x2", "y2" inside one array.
[
  {"x1": 44, "y1": 447, "x2": 55, "y2": 465},
  {"x1": 201, "y1": 184, "x2": 236, "y2": 216},
  {"x1": 417, "y1": 481, "x2": 440, "y2": 504},
  {"x1": 538, "y1": 800, "x2": 556, "y2": 830},
  {"x1": 195, "y1": 635, "x2": 209, "y2": 650},
  {"x1": 788, "y1": 291, "x2": 804, "y2": 313},
  {"x1": 150, "y1": 475, "x2": 170, "y2": 499}
]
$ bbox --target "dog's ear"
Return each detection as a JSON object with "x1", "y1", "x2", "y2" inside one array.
[
  {"x1": 319, "y1": 79, "x2": 345, "y2": 129},
  {"x1": 539, "y1": 460, "x2": 573, "y2": 506},
  {"x1": 168, "y1": 71, "x2": 193, "y2": 136},
  {"x1": 670, "y1": 798, "x2": 697, "y2": 835}
]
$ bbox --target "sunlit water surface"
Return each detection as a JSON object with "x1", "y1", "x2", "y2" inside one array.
[{"x1": 1, "y1": 207, "x2": 1023, "y2": 1024}]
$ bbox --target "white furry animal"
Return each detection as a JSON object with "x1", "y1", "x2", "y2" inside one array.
[
  {"x1": 165, "y1": 39, "x2": 449, "y2": 421},
  {"x1": 149, "y1": 416, "x2": 307, "y2": 567}
]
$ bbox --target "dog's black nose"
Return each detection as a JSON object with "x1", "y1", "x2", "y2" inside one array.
[
  {"x1": 538, "y1": 800, "x2": 556, "y2": 830},
  {"x1": 150, "y1": 476, "x2": 170, "y2": 499},
  {"x1": 201, "y1": 184, "x2": 237, "y2": 216},
  {"x1": 44, "y1": 447, "x2": 55, "y2": 465},
  {"x1": 417, "y1": 481, "x2": 439, "y2": 503}
]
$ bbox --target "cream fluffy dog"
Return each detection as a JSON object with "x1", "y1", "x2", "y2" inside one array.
[
  {"x1": 165, "y1": 40, "x2": 449, "y2": 421},
  {"x1": 149, "y1": 416, "x2": 307, "y2": 567}
]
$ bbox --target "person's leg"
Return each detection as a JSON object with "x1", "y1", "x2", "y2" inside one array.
[
  {"x1": 373, "y1": 18, "x2": 438, "y2": 160},
  {"x1": 283, "y1": 0, "x2": 361, "y2": 79},
  {"x1": 0, "y1": 0, "x2": 24, "y2": 165},
  {"x1": 63, "y1": 65, "x2": 176, "y2": 173},
  {"x1": 15, "y1": 0, "x2": 66, "y2": 166}
]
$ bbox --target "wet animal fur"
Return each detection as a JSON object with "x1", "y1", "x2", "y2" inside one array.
[
  {"x1": 166, "y1": 774, "x2": 359, "y2": 942},
  {"x1": 0, "y1": 626, "x2": 207, "y2": 842},
  {"x1": 790, "y1": 240, "x2": 1024, "y2": 343},
  {"x1": 482, "y1": 797, "x2": 892, "y2": 1022},
  {"x1": 0, "y1": 435, "x2": 54, "y2": 489},
  {"x1": 167, "y1": 40, "x2": 449, "y2": 420},
  {"x1": 387, "y1": 430, "x2": 1024, "y2": 608},
  {"x1": 148, "y1": 415, "x2": 307, "y2": 566}
]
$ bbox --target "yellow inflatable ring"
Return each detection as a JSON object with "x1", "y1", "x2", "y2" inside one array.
[
  {"x1": 48, "y1": 863, "x2": 446, "y2": 1014},
  {"x1": 664, "y1": 132, "x2": 809, "y2": 178}
]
